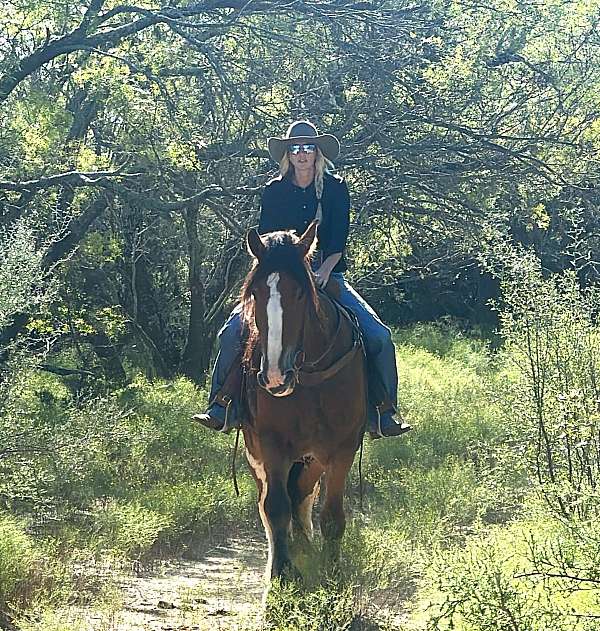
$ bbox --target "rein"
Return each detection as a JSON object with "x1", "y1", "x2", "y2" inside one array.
[
  {"x1": 231, "y1": 427, "x2": 241, "y2": 497},
  {"x1": 292, "y1": 294, "x2": 362, "y2": 388}
]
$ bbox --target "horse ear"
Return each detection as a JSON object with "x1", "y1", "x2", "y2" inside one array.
[
  {"x1": 247, "y1": 228, "x2": 266, "y2": 260},
  {"x1": 298, "y1": 220, "x2": 318, "y2": 258}
]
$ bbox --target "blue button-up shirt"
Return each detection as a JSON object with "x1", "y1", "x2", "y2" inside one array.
[{"x1": 258, "y1": 172, "x2": 350, "y2": 272}]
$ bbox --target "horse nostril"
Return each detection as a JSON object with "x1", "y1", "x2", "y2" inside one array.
[
  {"x1": 283, "y1": 370, "x2": 296, "y2": 386},
  {"x1": 257, "y1": 371, "x2": 267, "y2": 388}
]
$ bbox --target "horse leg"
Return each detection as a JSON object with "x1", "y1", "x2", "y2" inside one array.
[
  {"x1": 320, "y1": 451, "x2": 355, "y2": 566},
  {"x1": 288, "y1": 459, "x2": 323, "y2": 549},
  {"x1": 263, "y1": 467, "x2": 298, "y2": 580},
  {"x1": 247, "y1": 445, "x2": 297, "y2": 581}
]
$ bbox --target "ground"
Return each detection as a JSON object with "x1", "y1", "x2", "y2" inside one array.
[{"x1": 75, "y1": 538, "x2": 267, "y2": 631}]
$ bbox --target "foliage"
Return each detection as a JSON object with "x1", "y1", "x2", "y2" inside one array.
[
  {"x1": 1, "y1": 321, "x2": 598, "y2": 628},
  {"x1": 265, "y1": 579, "x2": 357, "y2": 631},
  {"x1": 0, "y1": 220, "x2": 48, "y2": 331},
  {"x1": 2, "y1": 0, "x2": 600, "y2": 384},
  {"x1": 0, "y1": 515, "x2": 81, "y2": 622},
  {"x1": 425, "y1": 512, "x2": 600, "y2": 631},
  {"x1": 0, "y1": 514, "x2": 38, "y2": 610},
  {"x1": 500, "y1": 257, "x2": 600, "y2": 518},
  {"x1": 91, "y1": 501, "x2": 173, "y2": 560},
  {"x1": 1, "y1": 0, "x2": 600, "y2": 627},
  {"x1": 359, "y1": 327, "x2": 523, "y2": 547},
  {"x1": 0, "y1": 371, "x2": 256, "y2": 556}
]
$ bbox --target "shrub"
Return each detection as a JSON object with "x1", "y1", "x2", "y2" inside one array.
[
  {"x1": 265, "y1": 579, "x2": 358, "y2": 631},
  {"x1": 140, "y1": 476, "x2": 256, "y2": 544},
  {"x1": 91, "y1": 501, "x2": 173, "y2": 559},
  {"x1": 500, "y1": 260, "x2": 600, "y2": 518},
  {"x1": 424, "y1": 512, "x2": 600, "y2": 631},
  {"x1": 0, "y1": 515, "x2": 38, "y2": 610}
]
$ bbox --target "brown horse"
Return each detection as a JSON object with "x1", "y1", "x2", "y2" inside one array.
[{"x1": 240, "y1": 221, "x2": 367, "y2": 582}]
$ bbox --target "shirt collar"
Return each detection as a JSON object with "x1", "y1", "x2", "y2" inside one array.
[{"x1": 284, "y1": 173, "x2": 316, "y2": 193}]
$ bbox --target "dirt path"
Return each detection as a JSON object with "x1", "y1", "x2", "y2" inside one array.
[{"x1": 88, "y1": 537, "x2": 268, "y2": 631}]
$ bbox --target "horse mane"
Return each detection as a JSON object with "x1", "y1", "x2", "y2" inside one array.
[{"x1": 240, "y1": 230, "x2": 321, "y2": 366}]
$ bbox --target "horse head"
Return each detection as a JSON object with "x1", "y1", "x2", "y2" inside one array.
[{"x1": 242, "y1": 221, "x2": 319, "y2": 397}]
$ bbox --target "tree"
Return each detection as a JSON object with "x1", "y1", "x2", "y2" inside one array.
[{"x1": 0, "y1": 0, "x2": 598, "y2": 384}]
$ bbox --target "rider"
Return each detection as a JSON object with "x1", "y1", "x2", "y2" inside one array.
[{"x1": 194, "y1": 121, "x2": 411, "y2": 438}]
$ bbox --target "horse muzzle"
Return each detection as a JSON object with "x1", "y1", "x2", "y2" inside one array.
[{"x1": 257, "y1": 359, "x2": 298, "y2": 397}]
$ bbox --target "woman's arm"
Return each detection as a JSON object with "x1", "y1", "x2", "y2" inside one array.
[
  {"x1": 315, "y1": 179, "x2": 350, "y2": 287},
  {"x1": 258, "y1": 182, "x2": 284, "y2": 234},
  {"x1": 321, "y1": 178, "x2": 350, "y2": 259}
]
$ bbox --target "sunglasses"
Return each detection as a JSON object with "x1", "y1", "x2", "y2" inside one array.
[{"x1": 288, "y1": 143, "x2": 317, "y2": 155}]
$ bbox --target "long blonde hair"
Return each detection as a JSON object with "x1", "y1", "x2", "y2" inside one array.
[{"x1": 279, "y1": 147, "x2": 335, "y2": 223}]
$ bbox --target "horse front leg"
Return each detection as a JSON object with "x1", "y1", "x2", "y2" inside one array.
[
  {"x1": 320, "y1": 451, "x2": 355, "y2": 566},
  {"x1": 288, "y1": 459, "x2": 323, "y2": 553},
  {"x1": 248, "y1": 447, "x2": 296, "y2": 581},
  {"x1": 263, "y1": 470, "x2": 296, "y2": 580}
]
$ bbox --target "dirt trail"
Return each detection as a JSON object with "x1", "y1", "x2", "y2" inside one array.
[{"x1": 92, "y1": 537, "x2": 267, "y2": 631}]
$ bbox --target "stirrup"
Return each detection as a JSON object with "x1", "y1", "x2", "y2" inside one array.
[
  {"x1": 369, "y1": 405, "x2": 411, "y2": 439},
  {"x1": 192, "y1": 395, "x2": 236, "y2": 433},
  {"x1": 218, "y1": 394, "x2": 233, "y2": 433}
]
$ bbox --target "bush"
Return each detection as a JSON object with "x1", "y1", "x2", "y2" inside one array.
[
  {"x1": 424, "y1": 511, "x2": 600, "y2": 630},
  {"x1": 0, "y1": 516, "x2": 77, "y2": 619},
  {"x1": 0, "y1": 515, "x2": 38, "y2": 610},
  {"x1": 139, "y1": 476, "x2": 256, "y2": 545},
  {"x1": 91, "y1": 501, "x2": 173, "y2": 559},
  {"x1": 500, "y1": 260, "x2": 600, "y2": 518},
  {"x1": 265, "y1": 579, "x2": 358, "y2": 631},
  {"x1": 1, "y1": 371, "x2": 256, "y2": 552}
]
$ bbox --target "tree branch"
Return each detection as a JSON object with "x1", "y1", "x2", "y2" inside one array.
[{"x1": 0, "y1": 167, "x2": 140, "y2": 192}]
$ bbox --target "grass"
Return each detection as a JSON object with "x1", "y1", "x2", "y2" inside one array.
[{"x1": 0, "y1": 322, "x2": 574, "y2": 629}]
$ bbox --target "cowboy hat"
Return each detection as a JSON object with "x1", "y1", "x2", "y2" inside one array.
[{"x1": 267, "y1": 120, "x2": 340, "y2": 163}]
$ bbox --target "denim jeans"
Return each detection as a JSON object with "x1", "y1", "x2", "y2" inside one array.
[{"x1": 207, "y1": 275, "x2": 398, "y2": 422}]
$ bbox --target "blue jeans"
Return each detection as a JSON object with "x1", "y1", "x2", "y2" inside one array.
[{"x1": 208, "y1": 274, "x2": 398, "y2": 423}]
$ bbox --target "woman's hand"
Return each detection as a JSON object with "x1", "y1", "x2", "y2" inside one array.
[
  {"x1": 314, "y1": 253, "x2": 342, "y2": 288},
  {"x1": 314, "y1": 266, "x2": 332, "y2": 288}
]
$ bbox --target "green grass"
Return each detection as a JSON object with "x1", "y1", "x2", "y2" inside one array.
[
  {"x1": 1, "y1": 321, "x2": 581, "y2": 630},
  {"x1": 417, "y1": 508, "x2": 600, "y2": 631},
  {"x1": 0, "y1": 515, "x2": 39, "y2": 610}
]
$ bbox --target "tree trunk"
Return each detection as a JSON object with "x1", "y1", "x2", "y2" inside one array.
[{"x1": 180, "y1": 206, "x2": 212, "y2": 384}]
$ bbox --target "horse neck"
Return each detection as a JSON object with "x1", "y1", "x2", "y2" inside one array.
[{"x1": 301, "y1": 292, "x2": 340, "y2": 361}]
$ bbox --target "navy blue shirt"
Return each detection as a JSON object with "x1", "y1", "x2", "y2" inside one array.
[{"x1": 258, "y1": 172, "x2": 350, "y2": 272}]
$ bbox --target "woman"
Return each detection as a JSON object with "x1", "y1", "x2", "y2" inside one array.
[{"x1": 194, "y1": 121, "x2": 410, "y2": 438}]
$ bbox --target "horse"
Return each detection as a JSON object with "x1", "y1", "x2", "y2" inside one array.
[{"x1": 240, "y1": 220, "x2": 367, "y2": 582}]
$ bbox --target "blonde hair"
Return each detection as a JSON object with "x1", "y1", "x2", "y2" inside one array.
[{"x1": 279, "y1": 147, "x2": 335, "y2": 224}]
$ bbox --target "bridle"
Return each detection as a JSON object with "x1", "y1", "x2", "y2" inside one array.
[{"x1": 257, "y1": 288, "x2": 363, "y2": 394}]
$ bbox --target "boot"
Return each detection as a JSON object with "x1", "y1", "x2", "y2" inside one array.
[
  {"x1": 192, "y1": 359, "x2": 244, "y2": 433},
  {"x1": 368, "y1": 405, "x2": 412, "y2": 439}
]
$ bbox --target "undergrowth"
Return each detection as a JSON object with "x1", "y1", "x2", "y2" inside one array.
[{"x1": 3, "y1": 321, "x2": 593, "y2": 629}]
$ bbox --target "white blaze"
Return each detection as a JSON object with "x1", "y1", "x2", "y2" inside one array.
[{"x1": 266, "y1": 272, "x2": 283, "y2": 385}]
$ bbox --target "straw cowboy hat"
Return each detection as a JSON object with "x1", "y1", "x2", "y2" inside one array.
[{"x1": 267, "y1": 120, "x2": 340, "y2": 163}]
